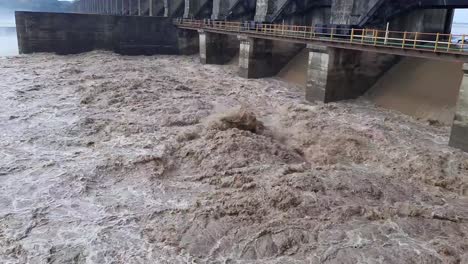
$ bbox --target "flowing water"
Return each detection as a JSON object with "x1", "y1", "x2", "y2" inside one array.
[{"x1": 0, "y1": 51, "x2": 467, "y2": 263}]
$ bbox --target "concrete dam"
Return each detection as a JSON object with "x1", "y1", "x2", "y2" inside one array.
[
  {"x1": 15, "y1": 0, "x2": 468, "y2": 153},
  {"x1": 2, "y1": 0, "x2": 468, "y2": 263}
]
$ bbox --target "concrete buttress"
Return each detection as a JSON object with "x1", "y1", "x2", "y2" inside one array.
[{"x1": 238, "y1": 36, "x2": 274, "y2": 78}]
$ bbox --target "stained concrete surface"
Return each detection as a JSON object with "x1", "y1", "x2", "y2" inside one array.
[
  {"x1": 277, "y1": 48, "x2": 308, "y2": 87},
  {"x1": 0, "y1": 51, "x2": 468, "y2": 263},
  {"x1": 368, "y1": 57, "x2": 463, "y2": 125},
  {"x1": 15, "y1": 11, "x2": 181, "y2": 55}
]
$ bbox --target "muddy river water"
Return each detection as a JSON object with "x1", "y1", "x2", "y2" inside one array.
[{"x1": 0, "y1": 51, "x2": 467, "y2": 263}]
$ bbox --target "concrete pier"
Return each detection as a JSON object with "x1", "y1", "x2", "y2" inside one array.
[
  {"x1": 238, "y1": 36, "x2": 274, "y2": 78},
  {"x1": 129, "y1": 0, "x2": 138, "y2": 15},
  {"x1": 199, "y1": 30, "x2": 237, "y2": 64},
  {"x1": 254, "y1": 0, "x2": 330, "y2": 24},
  {"x1": 305, "y1": 44, "x2": 397, "y2": 103},
  {"x1": 450, "y1": 64, "x2": 468, "y2": 152}
]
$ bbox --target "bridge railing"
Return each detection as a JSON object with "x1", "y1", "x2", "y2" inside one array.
[{"x1": 174, "y1": 19, "x2": 468, "y2": 55}]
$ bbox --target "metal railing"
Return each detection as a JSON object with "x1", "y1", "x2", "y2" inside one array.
[{"x1": 174, "y1": 19, "x2": 468, "y2": 56}]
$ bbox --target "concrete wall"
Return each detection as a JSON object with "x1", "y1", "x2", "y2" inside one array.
[
  {"x1": 164, "y1": 0, "x2": 185, "y2": 17},
  {"x1": 15, "y1": 11, "x2": 185, "y2": 55},
  {"x1": 390, "y1": 9, "x2": 452, "y2": 34},
  {"x1": 140, "y1": 0, "x2": 150, "y2": 15},
  {"x1": 309, "y1": 8, "x2": 331, "y2": 27},
  {"x1": 199, "y1": 30, "x2": 238, "y2": 64},
  {"x1": 212, "y1": 0, "x2": 237, "y2": 20},
  {"x1": 330, "y1": 0, "x2": 379, "y2": 25},
  {"x1": 130, "y1": 0, "x2": 139, "y2": 15},
  {"x1": 184, "y1": 0, "x2": 213, "y2": 18}
]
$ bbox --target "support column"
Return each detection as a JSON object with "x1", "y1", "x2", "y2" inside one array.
[
  {"x1": 450, "y1": 64, "x2": 468, "y2": 152},
  {"x1": 151, "y1": 0, "x2": 165, "y2": 16},
  {"x1": 198, "y1": 30, "x2": 238, "y2": 65},
  {"x1": 238, "y1": 35, "x2": 274, "y2": 79},
  {"x1": 305, "y1": 44, "x2": 397, "y2": 103}
]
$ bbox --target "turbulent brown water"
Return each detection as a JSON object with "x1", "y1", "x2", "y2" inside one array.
[{"x1": 0, "y1": 51, "x2": 467, "y2": 264}]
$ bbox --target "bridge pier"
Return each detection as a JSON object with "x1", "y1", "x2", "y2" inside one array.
[
  {"x1": 450, "y1": 64, "x2": 468, "y2": 152},
  {"x1": 238, "y1": 36, "x2": 303, "y2": 79},
  {"x1": 238, "y1": 36, "x2": 274, "y2": 78},
  {"x1": 306, "y1": 44, "x2": 397, "y2": 103},
  {"x1": 212, "y1": 0, "x2": 233, "y2": 20},
  {"x1": 199, "y1": 30, "x2": 237, "y2": 64}
]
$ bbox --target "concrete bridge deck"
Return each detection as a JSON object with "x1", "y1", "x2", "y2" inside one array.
[{"x1": 175, "y1": 19, "x2": 468, "y2": 62}]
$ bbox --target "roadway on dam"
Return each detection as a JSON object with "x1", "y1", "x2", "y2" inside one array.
[{"x1": 176, "y1": 19, "x2": 468, "y2": 62}]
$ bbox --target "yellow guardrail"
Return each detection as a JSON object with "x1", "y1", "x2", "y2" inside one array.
[{"x1": 174, "y1": 19, "x2": 468, "y2": 55}]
